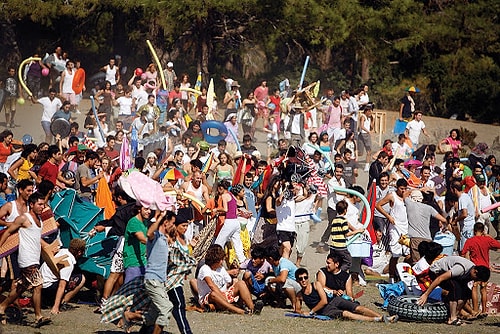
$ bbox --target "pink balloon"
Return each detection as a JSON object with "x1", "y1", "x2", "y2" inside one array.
[
  {"x1": 42, "y1": 68, "x2": 49, "y2": 76},
  {"x1": 134, "y1": 67, "x2": 143, "y2": 76}
]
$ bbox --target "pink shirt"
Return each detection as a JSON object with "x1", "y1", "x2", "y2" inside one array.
[
  {"x1": 254, "y1": 86, "x2": 268, "y2": 102},
  {"x1": 327, "y1": 105, "x2": 342, "y2": 129}
]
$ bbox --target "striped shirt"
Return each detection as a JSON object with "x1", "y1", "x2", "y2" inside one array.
[{"x1": 329, "y1": 216, "x2": 349, "y2": 249}]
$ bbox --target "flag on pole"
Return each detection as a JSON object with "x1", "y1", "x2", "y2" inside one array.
[{"x1": 363, "y1": 179, "x2": 378, "y2": 244}]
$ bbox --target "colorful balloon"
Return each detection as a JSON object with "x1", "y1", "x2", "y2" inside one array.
[
  {"x1": 41, "y1": 68, "x2": 49, "y2": 76},
  {"x1": 134, "y1": 68, "x2": 143, "y2": 76}
]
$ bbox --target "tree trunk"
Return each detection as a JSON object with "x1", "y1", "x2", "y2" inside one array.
[
  {"x1": 0, "y1": 19, "x2": 22, "y2": 68},
  {"x1": 361, "y1": 55, "x2": 370, "y2": 83}
]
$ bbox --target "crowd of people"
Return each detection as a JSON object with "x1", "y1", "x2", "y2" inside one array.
[{"x1": 0, "y1": 50, "x2": 499, "y2": 332}]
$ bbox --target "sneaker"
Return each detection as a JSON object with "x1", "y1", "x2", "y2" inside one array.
[
  {"x1": 359, "y1": 276, "x2": 367, "y2": 287},
  {"x1": 364, "y1": 163, "x2": 369, "y2": 172},
  {"x1": 60, "y1": 302, "x2": 77, "y2": 311},
  {"x1": 253, "y1": 300, "x2": 264, "y2": 315}
]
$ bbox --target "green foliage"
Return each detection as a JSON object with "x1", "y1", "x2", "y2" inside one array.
[{"x1": 0, "y1": 0, "x2": 498, "y2": 124}]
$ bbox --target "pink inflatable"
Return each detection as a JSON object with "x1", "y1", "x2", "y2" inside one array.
[
  {"x1": 42, "y1": 68, "x2": 49, "y2": 76},
  {"x1": 481, "y1": 201, "x2": 500, "y2": 213}
]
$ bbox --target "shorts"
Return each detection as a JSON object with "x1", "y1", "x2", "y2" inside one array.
[
  {"x1": 41, "y1": 121, "x2": 52, "y2": 136},
  {"x1": 110, "y1": 237, "x2": 125, "y2": 273},
  {"x1": 42, "y1": 273, "x2": 83, "y2": 304},
  {"x1": 4, "y1": 96, "x2": 16, "y2": 113},
  {"x1": 62, "y1": 92, "x2": 76, "y2": 105},
  {"x1": 320, "y1": 296, "x2": 359, "y2": 319},
  {"x1": 388, "y1": 224, "x2": 409, "y2": 257},
  {"x1": 200, "y1": 285, "x2": 239, "y2": 306},
  {"x1": 431, "y1": 271, "x2": 471, "y2": 302},
  {"x1": 17, "y1": 264, "x2": 43, "y2": 291},
  {"x1": 357, "y1": 132, "x2": 372, "y2": 154},
  {"x1": 277, "y1": 231, "x2": 296, "y2": 246},
  {"x1": 409, "y1": 237, "x2": 431, "y2": 264},
  {"x1": 328, "y1": 248, "x2": 352, "y2": 272}
]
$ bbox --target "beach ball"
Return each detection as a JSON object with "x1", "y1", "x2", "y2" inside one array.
[
  {"x1": 41, "y1": 68, "x2": 50, "y2": 76},
  {"x1": 17, "y1": 98, "x2": 25, "y2": 105},
  {"x1": 268, "y1": 103, "x2": 276, "y2": 111},
  {"x1": 134, "y1": 68, "x2": 143, "y2": 77}
]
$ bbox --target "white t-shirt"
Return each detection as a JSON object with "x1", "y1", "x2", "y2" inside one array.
[
  {"x1": 41, "y1": 248, "x2": 76, "y2": 288},
  {"x1": 197, "y1": 264, "x2": 232, "y2": 304},
  {"x1": 267, "y1": 122, "x2": 278, "y2": 141},
  {"x1": 276, "y1": 197, "x2": 296, "y2": 233},
  {"x1": 38, "y1": 97, "x2": 62, "y2": 122},
  {"x1": 116, "y1": 96, "x2": 133, "y2": 115},
  {"x1": 134, "y1": 89, "x2": 149, "y2": 110},
  {"x1": 327, "y1": 177, "x2": 346, "y2": 209},
  {"x1": 131, "y1": 118, "x2": 153, "y2": 138},
  {"x1": 406, "y1": 120, "x2": 426, "y2": 145}
]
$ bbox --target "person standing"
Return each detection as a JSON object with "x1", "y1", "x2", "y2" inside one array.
[
  {"x1": 123, "y1": 204, "x2": 150, "y2": 284},
  {"x1": 375, "y1": 178, "x2": 410, "y2": 281},
  {"x1": 74, "y1": 150, "x2": 104, "y2": 203},
  {"x1": 101, "y1": 58, "x2": 119, "y2": 88},
  {"x1": 1, "y1": 66, "x2": 22, "y2": 128},
  {"x1": 0, "y1": 192, "x2": 52, "y2": 327},
  {"x1": 59, "y1": 60, "x2": 77, "y2": 112},
  {"x1": 405, "y1": 111, "x2": 430, "y2": 148},
  {"x1": 449, "y1": 180, "x2": 476, "y2": 251},
  {"x1": 30, "y1": 88, "x2": 62, "y2": 143},
  {"x1": 144, "y1": 210, "x2": 175, "y2": 334}
]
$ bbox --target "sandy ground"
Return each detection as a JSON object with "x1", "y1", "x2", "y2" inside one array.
[{"x1": 1, "y1": 101, "x2": 499, "y2": 333}]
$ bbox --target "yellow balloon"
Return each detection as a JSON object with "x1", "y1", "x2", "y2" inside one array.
[{"x1": 17, "y1": 98, "x2": 25, "y2": 105}]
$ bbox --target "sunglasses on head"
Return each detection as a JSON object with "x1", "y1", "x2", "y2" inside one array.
[{"x1": 297, "y1": 275, "x2": 308, "y2": 281}]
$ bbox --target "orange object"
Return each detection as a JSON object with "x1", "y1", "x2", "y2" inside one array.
[
  {"x1": 72, "y1": 68, "x2": 86, "y2": 95},
  {"x1": 95, "y1": 177, "x2": 116, "y2": 219}
]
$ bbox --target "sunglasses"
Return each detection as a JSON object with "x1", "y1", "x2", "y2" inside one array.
[{"x1": 297, "y1": 276, "x2": 308, "y2": 281}]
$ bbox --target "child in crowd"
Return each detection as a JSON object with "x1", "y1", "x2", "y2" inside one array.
[
  {"x1": 328, "y1": 200, "x2": 363, "y2": 272},
  {"x1": 461, "y1": 222, "x2": 500, "y2": 317},
  {"x1": 240, "y1": 246, "x2": 272, "y2": 298}
]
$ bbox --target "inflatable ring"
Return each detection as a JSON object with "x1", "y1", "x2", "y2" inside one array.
[
  {"x1": 165, "y1": 190, "x2": 206, "y2": 209},
  {"x1": 331, "y1": 185, "x2": 371, "y2": 246},
  {"x1": 18, "y1": 57, "x2": 41, "y2": 97},
  {"x1": 387, "y1": 295, "x2": 448, "y2": 322},
  {"x1": 201, "y1": 121, "x2": 227, "y2": 145}
]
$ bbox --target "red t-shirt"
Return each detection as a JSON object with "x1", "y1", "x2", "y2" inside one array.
[
  {"x1": 38, "y1": 161, "x2": 59, "y2": 186},
  {"x1": 461, "y1": 235, "x2": 500, "y2": 267}
]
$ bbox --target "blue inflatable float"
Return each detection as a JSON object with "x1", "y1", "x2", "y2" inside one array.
[{"x1": 201, "y1": 121, "x2": 228, "y2": 144}]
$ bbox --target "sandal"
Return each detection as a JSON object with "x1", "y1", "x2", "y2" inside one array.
[
  {"x1": 0, "y1": 313, "x2": 6, "y2": 325},
  {"x1": 33, "y1": 317, "x2": 51, "y2": 328},
  {"x1": 447, "y1": 319, "x2": 464, "y2": 326},
  {"x1": 477, "y1": 313, "x2": 488, "y2": 319}
]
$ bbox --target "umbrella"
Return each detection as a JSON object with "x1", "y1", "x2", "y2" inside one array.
[
  {"x1": 163, "y1": 167, "x2": 188, "y2": 180},
  {"x1": 404, "y1": 159, "x2": 422, "y2": 168},
  {"x1": 406, "y1": 86, "x2": 420, "y2": 93}
]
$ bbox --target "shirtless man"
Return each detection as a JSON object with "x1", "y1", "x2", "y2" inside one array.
[
  {"x1": 375, "y1": 178, "x2": 409, "y2": 281},
  {"x1": 0, "y1": 192, "x2": 51, "y2": 327},
  {"x1": 180, "y1": 170, "x2": 210, "y2": 241}
]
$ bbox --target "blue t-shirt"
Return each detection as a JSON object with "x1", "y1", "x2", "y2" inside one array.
[
  {"x1": 145, "y1": 230, "x2": 169, "y2": 282},
  {"x1": 272, "y1": 257, "x2": 297, "y2": 281}
]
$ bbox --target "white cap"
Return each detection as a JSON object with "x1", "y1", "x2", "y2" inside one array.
[{"x1": 167, "y1": 62, "x2": 173, "y2": 67}]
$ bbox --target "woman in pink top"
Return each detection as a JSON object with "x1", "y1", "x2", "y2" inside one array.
[
  {"x1": 439, "y1": 128, "x2": 462, "y2": 157},
  {"x1": 214, "y1": 179, "x2": 246, "y2": 264}
]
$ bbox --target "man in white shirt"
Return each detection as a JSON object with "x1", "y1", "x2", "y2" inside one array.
[
  {"x1": 405, "y1": 111, "x2": 430, "y2": 148},
  {"x1": 31, "y1": 88, "x2": 62, "y2": 143},
  {"x1": 41, "y1": 239, "x2": 86, "y2": 314}
]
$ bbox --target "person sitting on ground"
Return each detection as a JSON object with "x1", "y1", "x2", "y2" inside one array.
[
  {"x1": 295, "y1": 267, "x2": 395, "y2": 322},
  {"x1": 265, "y1": 246, "x2": 301, "y2": 311},
  {"x1": 41, "y1": 238, "x2": 86, "y2": 314},
  {"x1": 363, "y1": 229, "x2": 390, "y2": 277},
  {"x1": 240, "y1": 246, "x2": 272, "y2": 298},
  {"x1": 196, "y1": 244, "x2": 263, "y2": 315}
]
